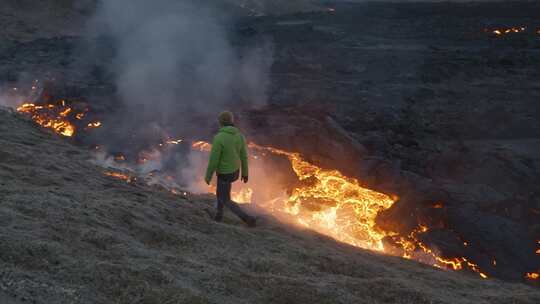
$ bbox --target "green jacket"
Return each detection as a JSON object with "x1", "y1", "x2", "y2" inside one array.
[{"x1": 205, "y1": 126, "x2": 249, "y2": 182}]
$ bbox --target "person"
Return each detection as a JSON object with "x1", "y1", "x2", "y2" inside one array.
[{"x1": 205, "y1": 111, "x2": 256, "y2": 227}]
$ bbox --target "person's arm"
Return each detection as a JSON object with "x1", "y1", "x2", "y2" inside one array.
[
  {"x1": 205, "y1": 136, "x2": 222, "y2": 184},
  {"x1": 240, "y1": 135, "x2": 249, "y2": 181}
]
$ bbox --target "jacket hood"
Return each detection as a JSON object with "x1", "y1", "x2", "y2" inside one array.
[{"x1": 219, "y1": 126, "x2": 239, "y2": 135}]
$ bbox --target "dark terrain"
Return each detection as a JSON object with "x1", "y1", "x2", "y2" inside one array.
[
  {"x1": 1, "y1": 0, "x2": 539, "y2": 303},
  {"x1": 245, "y1": 1, "x2": 540, "y2": 283}
]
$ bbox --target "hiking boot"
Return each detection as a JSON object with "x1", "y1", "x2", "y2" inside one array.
[{"x1": 214, "y1": 214, "x2": 223, "y2": 222}]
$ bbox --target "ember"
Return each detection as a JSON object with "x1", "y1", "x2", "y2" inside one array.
[
  {"x1": 192, "y1": 141, "x2": 212, "y2": 152},
  {"x1": 114, "y1": 154, "x2": 126, "y2": 162},
  {"x1": 87, "y1": 121, "x2": 102, "y2": 128},
  {"x1": 487, "y1": 26, "x2": 527, "y2": 36},
  {"x1": 104, "y1": 171, "x2": 134, "y2": 183},
  {"x1": 165, "y1": 139, "x2": 183, "y2": 145}
]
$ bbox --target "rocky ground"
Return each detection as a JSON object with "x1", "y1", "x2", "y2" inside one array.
[
  {"x1": 1, "y1": 0, "x2": 540, "y2": 302},
  {"x1": 241, "y1": 0, "x2": 540, "y2": 282}
]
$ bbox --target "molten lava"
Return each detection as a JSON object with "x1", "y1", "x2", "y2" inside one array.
[
  {"x1": 390, "y1": 225, "x2": 488, "y2": 278},
  {"x1": 487, "y1": 26, "x2": 527, "y2": 36},
  {"x1": 191, "y1": 141, "x2": 489, "y2": 278},
  {"x1": 17, "y1": 103, "x2": 76, "y2": 137},
  {"x1": 231, "y1": 188, "x2": 254, "y2": 204},
  {"x1": 16, "y1": 100, "x2": 101, "y2": 137},
  {"x1": 87, "y1": 121, "x2": 102, "y2": 128},
  {"x1": 247, "y1": 143, "x2": 395, "y2": 250},
  {"x1": 165, "y1": 139, "x2": 183, "y2": 145},
  {"x1": 192, "y1": 141, "x2": 212, "y2": 152},
  {"x1": 104, "y1": 171, "x2": 134, "y2": 183},
  {"x1": 191, "y1": 141, "x2": 395, "y2": 250}
]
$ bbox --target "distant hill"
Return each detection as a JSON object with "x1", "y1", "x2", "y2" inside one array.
[{"x1": 0, "y1": 0, "x2": 321, "y2": 40}]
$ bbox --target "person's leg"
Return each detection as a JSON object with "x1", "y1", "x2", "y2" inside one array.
[
  {"x1": 216, "y1": 171, "x2": 256, "y2": 226},
  {"x1": 223, "y1": 199, "x2": 253, "y2": 224},
  {"x1": 215, "y1": 175, "x2": 230, "y2": 221}
]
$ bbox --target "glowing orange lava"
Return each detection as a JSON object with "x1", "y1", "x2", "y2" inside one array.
[
  {"x1": 192, "y1": 141, "x2": 212, "y2": 152},
  {"x1": 489, "y1": 26, "x2": 526, "y2": 36},
  {"x1": 190, "y1": 141, "x2": 490, "y2": 277},
  {"x1": 17, "y1": 103, "x2": 76, "y2": 137},
  {"x1": 17, "y1": 101, "x2": 99, "y2": 137},
  {"x1": 391, "y1": 225, "x2": 488, "y2": 279},
  {"x1": 165, "y1": 139, "x2": 183, "y2": 145},
  {"x1": 246, "y1": 143, "x2": 396, "y2": 250},
  {"x1": 104, "y1": 171, "x2": 134, "y2": 183},
  {"x1": 87, "y1": 121, "x2": 102, "y2": 128}
]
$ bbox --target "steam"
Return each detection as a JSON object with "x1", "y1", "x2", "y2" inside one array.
[
  {"x1": 0, "y1": 79, "x2": 42, "y2": 109},
  {"x1": 90, "y1": 0, "x2": 272, "y2": 124},
  {"x1": 0, "y1": 88, "x2": 24, "y2": 109},
  {"x1": 80, "y1": 0, "x2": 274, "y2": 191},
  {"x1": 180, "y1": 151, "x2": 212, "y2": 193}
]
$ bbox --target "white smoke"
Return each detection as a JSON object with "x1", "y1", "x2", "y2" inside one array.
[
  {"x1": 179, "y1": 151, "x2": 213, "y2": 193},
  {"x1": 89, "y1": 0, "x2": 272, "y2": 124},
  {"x1": 78, "y1": 0, "x2": 279, "y2": 197}
]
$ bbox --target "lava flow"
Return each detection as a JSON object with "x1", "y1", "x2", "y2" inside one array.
[
  {"x1": 193, "y1": 141, "x2": 488, "y2": 278},
  {"x1": 17, "y1": 102, "x2": 76, "y2": 137},
  {"x1": 247, "y1": 143, "x2": 396, "y2": 251},
  {"x1": 390, "y1": 225, "x2": 488, "y2": 278},
  {"x1": 16, "y1": 100, "x2": 101, "y2": 137}
]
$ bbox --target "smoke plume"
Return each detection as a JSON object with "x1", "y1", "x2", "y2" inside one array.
[
  {"x1": 83, "y1": 0, "x2": 274, "y2": 190},
  {"x1": 90, "y1": 0, "x2": 272, "y2": 128}
]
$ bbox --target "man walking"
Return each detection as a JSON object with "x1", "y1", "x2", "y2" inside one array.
[{"x1": 205, "y1": 111, "x2": 256, "y2": 227}]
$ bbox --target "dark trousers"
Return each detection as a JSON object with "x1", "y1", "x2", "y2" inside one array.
[{"x1": 216, "y1": 170, "x2": 253, "y2": 223}]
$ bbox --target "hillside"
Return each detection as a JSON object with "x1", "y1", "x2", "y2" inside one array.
[
  {"x1": 1, "y1": 0, "x2": 540, "y2": 302},
  {"x1": 0, "y1": 109, "x2": 539, "y2": 303}
]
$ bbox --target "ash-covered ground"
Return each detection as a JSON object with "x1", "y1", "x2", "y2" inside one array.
[{"x1": 1, "y1": 0, "x2": 540, "y2": 303}]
